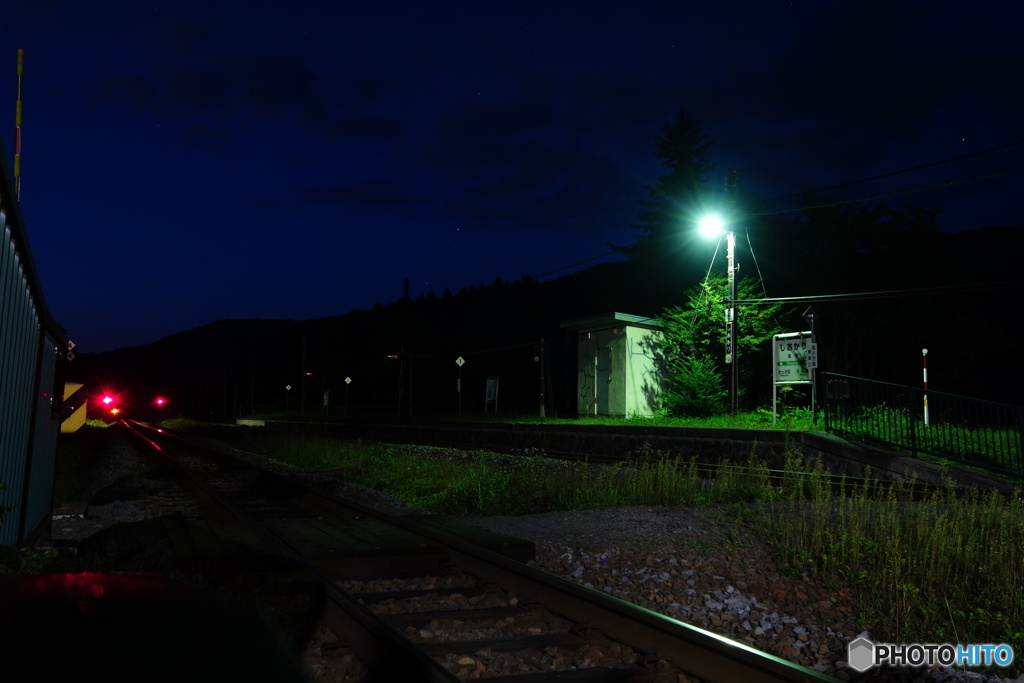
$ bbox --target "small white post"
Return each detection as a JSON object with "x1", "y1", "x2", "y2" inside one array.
[{"x1": 922, "y1": 348, "x2": 929, "y2": 427}]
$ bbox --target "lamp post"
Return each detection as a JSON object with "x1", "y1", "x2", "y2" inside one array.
[{"x1": 699, "y1": 215, "x2": 738, "y2": 414}]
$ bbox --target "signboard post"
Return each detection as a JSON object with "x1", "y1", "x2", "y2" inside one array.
[
  {"x1": 803, "y1": 307, "x2": 819, "y2": 423},
  {"x1": 772, "y1": 331, "x2": 815, "y2": 425},
  {"x1": 485, "y1": 376, "x2": 499, "y2": 415},
  {"x1": 456, "y1": 356, "x2": 465, "y2": 415}
]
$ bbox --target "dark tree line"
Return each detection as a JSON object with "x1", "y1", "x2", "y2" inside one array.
[{"x1": 77, "y1": 109, "x2": 1022, "y2": 419}]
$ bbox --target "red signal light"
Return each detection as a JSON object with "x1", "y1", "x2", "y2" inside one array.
[
  {"x1": 102, "y1": 395, "x2": 114, "y2": 405},
  {"x1": 154, "y1": 397, "x2": 167, "y2": 407}
]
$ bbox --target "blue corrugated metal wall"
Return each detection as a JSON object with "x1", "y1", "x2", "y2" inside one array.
[
  {"x1": 24, "y1": 334, "x2": 63, "y2": 540},
  {"x1": 0, "y1": 138, "x2": 66, "y2": 548}
]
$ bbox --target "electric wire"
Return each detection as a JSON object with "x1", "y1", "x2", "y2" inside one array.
[
  {"x1": 733, "y1": 280, "x2": 1014, "y2": 306},
  {"x1": 410, "y1": 229, "x2": 626, "y2": 294},
  {"x1": 743, "y1": 226, "x2": 769, "y2": 297},
  {"x1": 534, "y1": 250, "x2": 621, "y2": 278},
  {"x1": 736, "y1": 96, "x2": 1024, "y2": 179},
  {"x1": 460, "y1": 340, "x2": 537, "y2": 356},
  {"x1": 409, "y1": 125, "x2": 1022, "y2": 302},
  {"x1": 678, "y1": 240, "x2": 726, "y2": 342},
  {"x1": 764, "y1": 139, "x2": 1024, "y2": 204},
  {"x1": 756, "y1": 167, "x2": 1024, "y2": 217},
  {"x1": 774, "y1": 138, "x2": 1024, "y2": 200},
  {"x1": 417, "y1": 157, "x2": 1019, "y2": 302}
]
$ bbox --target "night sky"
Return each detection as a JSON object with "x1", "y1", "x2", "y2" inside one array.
[{"x1": 5, "y1": 1, "x2": 1021, "y2": 353}]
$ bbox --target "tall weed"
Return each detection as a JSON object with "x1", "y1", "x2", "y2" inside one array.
[{"x1": 194, "y1": 425, "x2": 1023, "y2": 673}]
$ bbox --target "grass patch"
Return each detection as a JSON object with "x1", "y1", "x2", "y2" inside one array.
[
  {"x1": 184, "y1": 427, "x2": 782, "y2": 516},
  {"x1": 265, "y1": 408, "x2": 817, "y2": 431},
  {"x1": 494, "y1": 408, "x2": 816, "y2": 431},
  {"x1": 760, "y1": 446, "x2": 1024, "y2": 676},
  {"x1": 831, "y1": 404, "x2": 1023, "y2": 479}
]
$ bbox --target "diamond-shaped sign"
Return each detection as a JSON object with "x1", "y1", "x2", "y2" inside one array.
[
  {"x1": 345, "y1": 377, "x2": 352, "y2": 384},
  {"x1": 456, "y1": 356, "x2": 465, "y2": 367}
]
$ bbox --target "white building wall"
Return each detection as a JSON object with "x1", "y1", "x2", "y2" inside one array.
[
  {"x1": 573, "y1": 323, "x2": 664, "y2": 417},
  {"x1": 623, "y1": 326, "x2": 664, "y2": 417}
]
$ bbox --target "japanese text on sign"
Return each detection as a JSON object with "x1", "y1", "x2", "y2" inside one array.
[{"x1": 773, "y1": 331, "x2": 814, "y2": 384}]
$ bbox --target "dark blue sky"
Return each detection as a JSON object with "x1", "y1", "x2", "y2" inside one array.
[{"x1": 5, "y1": 0, "x2": 1022, "y2": 352}]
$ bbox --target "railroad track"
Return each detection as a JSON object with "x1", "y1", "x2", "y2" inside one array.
[{"x1": 123, "y1": 420, "x2": 837, "y2": 682}]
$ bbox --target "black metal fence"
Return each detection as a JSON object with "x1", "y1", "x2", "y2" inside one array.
[{"x1": 822, "y1": 372, "x2": 1024, "y2": 479}]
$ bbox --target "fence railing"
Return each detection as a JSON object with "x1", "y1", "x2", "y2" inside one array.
[{"x1": 822, "y1": 372, "x2": 1024, "y2": 479}]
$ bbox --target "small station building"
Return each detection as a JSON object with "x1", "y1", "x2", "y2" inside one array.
[{"x1": 561, "y1": 312, "x2": 665, "y2": 417}]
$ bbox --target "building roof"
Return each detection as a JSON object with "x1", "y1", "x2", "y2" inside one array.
[{"x1": 560, "y1": 312, "x2": 663, "y2": 332}]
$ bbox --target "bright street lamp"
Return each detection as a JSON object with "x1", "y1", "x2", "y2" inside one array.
[
  {"x1": 698, "y1": 215, "x2": 725, "y2": 240},
  {"x1": 699, "y1": 214, "x2": 738, "y2": 414}
]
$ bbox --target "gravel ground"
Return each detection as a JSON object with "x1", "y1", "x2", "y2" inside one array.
[
  {"x1": 28, "y1": 431, "x2": 1024, "y2": 683},
  {"x1": 462, "y1": 506, "x2": 861, "y2": 673}
]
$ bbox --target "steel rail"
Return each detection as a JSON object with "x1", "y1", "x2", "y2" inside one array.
[
  {"x1": 396, "y1": 518, "x2": 836, "y2": 683},
  {"x1": 122, "y1": 420, "x2": 461, "y2": 683},
  {"x1": 125, "y1": 420, "x2": 839, "y2": 683}
]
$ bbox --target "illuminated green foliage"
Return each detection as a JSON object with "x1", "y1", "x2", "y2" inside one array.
[{"x1": 656, "y1": 275, "x2": 786, "y2": 416}]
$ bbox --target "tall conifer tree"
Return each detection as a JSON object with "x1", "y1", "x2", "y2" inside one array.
[{"x1": 614, "y1": 108, "x2": 716, "y2": 279}]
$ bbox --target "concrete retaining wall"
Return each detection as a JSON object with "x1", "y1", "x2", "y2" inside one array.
[{"x1": 263, "y1": 420, "x2": 1018, "y2": 493}]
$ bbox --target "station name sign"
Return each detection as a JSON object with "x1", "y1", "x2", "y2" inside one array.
[{"x1": 773, "y1": 331, "x2": 816, "y2": 384}]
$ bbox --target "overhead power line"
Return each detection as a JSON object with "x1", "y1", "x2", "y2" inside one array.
[
  {"x1": 735, "y1": 280, "x2": 1015, "y2": 306},
  {"x1": 535, "y1": 250, "x2": 621, "y2": 278},
  {"x1": 409, "y1": 129, "x2": 1022, "y2": 304},
  {"x1": 756, "y1": 167, "x2": 1024, "y2": 217},
  {"x1": 737, "y1": 96, "x2": 1024, "y2": 180},
  {"x1": 766, "y1": 139, "x2": 1024, "y2": 204}
]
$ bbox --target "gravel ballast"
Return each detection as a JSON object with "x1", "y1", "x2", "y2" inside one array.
[{"x1": 33, "y1": 430, "x2": 1024, "y2": 683}]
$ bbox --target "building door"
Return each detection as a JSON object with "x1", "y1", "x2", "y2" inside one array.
[{"x1": 596, "y1": 348, "x2": 610, "y2": 415}]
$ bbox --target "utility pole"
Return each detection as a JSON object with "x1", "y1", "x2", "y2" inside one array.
[
  {"x1": 15, "y1": 49, "x2": 24, "y2": 200},
  {"x1": 726, "y1": 168, "x2": 739, "y2": 414}
]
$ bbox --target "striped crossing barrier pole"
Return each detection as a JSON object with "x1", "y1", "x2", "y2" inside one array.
[{"x1": 922, "y1": 348, "x2": 929, "y2": 427}]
